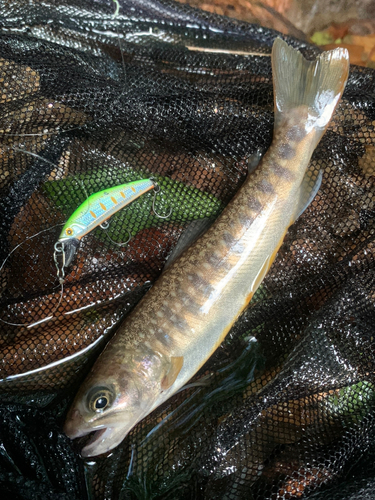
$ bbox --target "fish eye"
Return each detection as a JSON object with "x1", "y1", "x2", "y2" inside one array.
[
  {"x1": 65, "y1": 227, "x2": 74, "y2": 236},
  {"x1": 94, "y1": 396, "x2": 108, "y2": 411},
  {"x1": 88, "y1": 387, "x2": 114, "y2": 413}
]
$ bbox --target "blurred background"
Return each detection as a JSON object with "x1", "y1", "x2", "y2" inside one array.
[{"x1": 179, "y1": 0, "x2": 375, "y2": 67}]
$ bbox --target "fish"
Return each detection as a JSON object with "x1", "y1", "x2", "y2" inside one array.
[
  {"x1": 64, "y1": 38, "x2": 349, "y2": 457},
  {"x1": 56, "y1": 179, "x2": 155, "y2": 268}
]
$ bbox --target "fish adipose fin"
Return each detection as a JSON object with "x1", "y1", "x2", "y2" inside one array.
[{"x1": 272, "y1": 38, "x2": 349, "y2": 147}]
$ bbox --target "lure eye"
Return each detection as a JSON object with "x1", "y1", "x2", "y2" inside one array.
[
  {"x1": 65, "y1": 227, "x2": 74, "y2": 236},
  {"x1": 88, "y1": 387, "x2": 114, "y2": 413}
]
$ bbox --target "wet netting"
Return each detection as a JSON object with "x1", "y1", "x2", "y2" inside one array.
[{"x1": 0, "y1": 0, "x2": 374, "y2": 498}]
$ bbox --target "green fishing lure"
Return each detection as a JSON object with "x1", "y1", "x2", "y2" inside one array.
[{"x1": 54, "y1": 179, "x2": 157, "y2": 281}]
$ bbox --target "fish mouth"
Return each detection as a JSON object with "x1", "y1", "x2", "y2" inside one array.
[
  {"x1": 80, "y1": 427, "x2": 108, "y2": 457},
  {"x1": 81, "y1": 425, "x2": 130, "y2": 457},
  {"x1": 64, "y1": 406, "x2": 130, "y2": 457},
  {"x1": 66, "y1": 425, "x2": 111, "y2": 457},
  {"x1": 64, "y1": 408, "x2": 140, "y2": 457},
  {"x1": 65, "y1": 423, "x2": 129, "y2": 458}
]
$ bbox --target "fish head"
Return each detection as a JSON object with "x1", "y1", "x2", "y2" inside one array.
[{"x1": 64, "y1": 348, "x2": 170, "y2": 457}]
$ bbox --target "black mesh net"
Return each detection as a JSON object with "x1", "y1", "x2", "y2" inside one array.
[{"x1": 0, "y1": 0, "x2": 374, "y2": 499}]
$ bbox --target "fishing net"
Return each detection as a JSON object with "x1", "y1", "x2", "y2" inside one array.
[{"x1": 0, "y1": 0, "x2": 374, "y2": 498}]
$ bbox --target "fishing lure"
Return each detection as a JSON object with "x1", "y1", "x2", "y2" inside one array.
[
  {"x1": 53, "y1": 178, "x2": 169, "y2": 283},
  {"x1": 0, "y1": 177, "x2": 170, "y2": 327}
]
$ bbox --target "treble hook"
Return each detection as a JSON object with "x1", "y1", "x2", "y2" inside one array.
[
  {"x1": 53, "y1": 241, "x2": 66, "y2": 284},
  {"x1": 151, "y1": 180, "x2": 172, "y2": 219},
  {"x1": 112, "y1": 0, "x2": 120, "y2": 19},
  {"x1": 100, "y1": 220, "x2": 132, "y2": 247}
]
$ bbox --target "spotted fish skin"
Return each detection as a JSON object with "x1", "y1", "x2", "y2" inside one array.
[
  {"x1": 64, "y1": 39, "x2": 349, "y2": 457},
  {"x1": 58, "y1": 179, "x2": 154, "y2": 242}
]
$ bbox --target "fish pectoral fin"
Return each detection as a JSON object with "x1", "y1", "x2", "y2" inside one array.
[
  {"x1": 293, "y1": 169, "x2": 323, "y2": 223},
  {"x1": 161, "y1": 356, "x2": 184, "y2": 391}
]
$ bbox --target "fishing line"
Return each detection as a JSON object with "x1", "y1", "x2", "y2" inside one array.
[
  {"x1": 0, "y1": 224, "x2": 64, "y2": 277},
  {"x1": 1, "y1": 2, "x2": 123, "y2": 141},
  {"x1": 0, "y1": 147, "x2": 89, "y2": 328},
  {"x1": 126, "y1": 443, "x2": 136, "y2": 479},
  {"x1": 92, "y1": 0, "x2": 131, "y2": 126},
  {"x1": 1, "y1": 125, "x2": 85, "y2": 138},
  {"x1": 112, "y1": 0, "x2": 127, "y2": 90},
  {"x1": 0, "y1": 223, "x2": 65, "y2": 328},
  {"x1": 1, "y1": 147, "x2": 172, "y2": 328},
  {"x1": 12, "y1": 146, "x2": 64, "y2": 169}
]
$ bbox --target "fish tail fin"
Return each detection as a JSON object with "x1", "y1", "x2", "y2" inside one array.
[{"x1": 272, "y1": 38, "x2": 349, "y2": 144}]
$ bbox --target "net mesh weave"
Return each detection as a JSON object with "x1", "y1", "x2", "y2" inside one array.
[{"x1": 0, "y1": 1, "x2": 374, "y2": 499}]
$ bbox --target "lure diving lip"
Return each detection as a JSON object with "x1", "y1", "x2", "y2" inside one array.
[
  {"x1": 57, "y1": 238, "x2": 80, "y2": 268},
  {"x1": 54, "y1": 178, "x2": 156, "y2": 270}
]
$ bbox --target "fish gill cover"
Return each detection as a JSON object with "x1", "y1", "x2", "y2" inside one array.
[{"x1": 0, "y1": 0, "x2": 374, "y2": 499}]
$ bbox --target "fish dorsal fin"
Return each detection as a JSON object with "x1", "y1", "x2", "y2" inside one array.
[
  {"x1": 293, "y1": 169, "x2": 323, "y2": 223},
  {"x1": 161, "y1": 356, "x2": 184, "y2": 391}
]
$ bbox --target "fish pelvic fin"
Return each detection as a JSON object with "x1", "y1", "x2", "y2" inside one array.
[
  {"x1": 161, "y1": 356, "x2": 184, "y2": 391},
  {"x1": 272, "y1": 38, "x2": 349, "y2": 143}
]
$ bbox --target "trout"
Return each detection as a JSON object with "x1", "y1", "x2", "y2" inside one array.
[{"x1": 64, "y1": 39, "x2": 349, "y2": 457}]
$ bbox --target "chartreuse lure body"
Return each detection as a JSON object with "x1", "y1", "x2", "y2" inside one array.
[
  {"x1": 59, "y1": 179, "x2": 155, "y2": 243},
  {"x1": 54, "y1": 179, "x2": 155, "y2": 274}
]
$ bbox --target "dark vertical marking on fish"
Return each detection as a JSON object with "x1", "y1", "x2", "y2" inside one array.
[
  {"x1": 279, "y1": 143, "x2": 295, "y2": 159},
  {"x1": 238, "y1": 212, "x2": 254, "y2": 227},
  {"x1": 286, "y1": 125, "x2": 306, "y2": 142},
  {"x1": 222, "y1": 231, "x2": 235, "y2": 247},
  {"x1": 247, "y1": 198, "x2": 263, "y2": 212},
  {"x1": 269, "y1": 160, "x2": 295, "y2": 181},
  {"x1": 256, "y1": 179, "x2": 275, "y2": 195}
]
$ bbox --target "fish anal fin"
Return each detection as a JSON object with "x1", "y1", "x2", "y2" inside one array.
[
  {"x1": 247, "y1": 228, "x2": 289, "y2": 306},
  {"x1": 161, "y1": 356, "x2": 184, "y2": 391},
  {"x1": 251, "y1": 255, "x2": 271, "y2": 297},
  {"x1": 293, "y1": 169, "x2": 323, "y2": 223}
]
